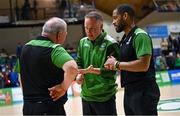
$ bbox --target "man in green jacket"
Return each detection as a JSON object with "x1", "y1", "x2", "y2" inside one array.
[{"x1": 76, "y1": 11, "x2": 120, "y2": 115}]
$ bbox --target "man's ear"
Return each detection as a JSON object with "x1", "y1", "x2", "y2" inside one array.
[
  {"x1": 55, "y1": 32, "x2": 60, "y2": 42},
  {"x1": 101, "y1": 23, "x2": 103, "y2": 30},
  {"x1": 123, "y1": 12, "x2": 128, "y2": 20}
]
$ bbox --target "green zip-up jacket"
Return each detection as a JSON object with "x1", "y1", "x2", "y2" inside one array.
[{"x1": 76, "y1": 31, "x2": 120, "y2": 102}]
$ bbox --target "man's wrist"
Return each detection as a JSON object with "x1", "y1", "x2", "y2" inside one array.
[
  {"x1": 60, "y1": 84, "x2": 67, "y2": 92},
  {"x1": 114, "y1": 61, "x2": 120, "y2": 70},
  {"x1": 85, "y1": 68, "x2": 89, "y2": 74},
  {"x1": 61, "y1": 87, "x2": 66, "y2": 92}
]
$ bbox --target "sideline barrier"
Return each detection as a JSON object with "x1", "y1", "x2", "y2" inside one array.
[
  {"x1": 155, "y1": 69, "x2": 180, "y2": 86},
  {"x1": 0, "y1": 88, "x2": 13, "y2": 106},
  {"x1": 156, "y1": 71, "x2": 171, "y2": 86},
  {"x1": 0, "y1": 85, "x2": 74, "y2": 107},
  {"x1": 0, "y1": 69, "x2": 180, "y2": 107},
  {"x1": 168, "y1": 70, "x2": 180, "y2": 85},
  {"x1": 11, "y1": 87, "x2": 23, "y2": 104}
]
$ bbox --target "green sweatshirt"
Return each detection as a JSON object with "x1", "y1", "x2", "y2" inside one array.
[{"x1": 76, "y1": 31, "x2": 120, "y2": 102}]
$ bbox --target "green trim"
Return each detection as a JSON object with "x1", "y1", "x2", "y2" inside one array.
[
  {"x1": 26, "y1": 40, "x2": 61, "y2": 48},
  {"x1": 134, "y1": 28, "x2": 147, "y2": 35},
  {"x1": 23, "y1": 39, "x2": 73, "y2": 70}
]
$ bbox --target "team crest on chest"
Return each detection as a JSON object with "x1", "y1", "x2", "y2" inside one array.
[
  {"x1": 99, "y1": 43, "x2": 106, "y2": 51},
  {"x1": 84, "y1": 43, "x2": 90, "y2": 48}
]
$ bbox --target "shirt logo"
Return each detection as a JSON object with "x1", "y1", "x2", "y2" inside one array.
[
  {"x1": 84, "y1": 43, "x2": 90, "y2": 48},
  {"x1": 99, "y1": 43, "x2": 106, "y2": 51}
]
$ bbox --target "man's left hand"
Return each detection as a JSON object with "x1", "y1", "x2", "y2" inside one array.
[
  {"x1": 48, "y1": 84, "x2": 66, "y2": 101},
  {"x1": 78, "y1": 65, "x2": 94, "y2": 74},
  {"x1": 104, "y1": 56, "x2": 116, "y2": 70}
]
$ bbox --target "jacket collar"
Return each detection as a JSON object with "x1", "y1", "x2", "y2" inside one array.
[
  {"x1": 88, "y1": 30, "x2": 107, "y2": 45},
  {"x1": 121, "y1": 26, "x2": 138, "y2": 43},
  {"x1": 36, "y1": 36, "x2": 53, "y2": 42}
]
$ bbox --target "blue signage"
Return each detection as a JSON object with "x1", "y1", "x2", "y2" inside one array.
[
  {"x1": 168, "y1": 70, "x2": 180, "y2": 84},
  {"x1": 146, "y1": 25, "x2": 168, "y2": 38}
]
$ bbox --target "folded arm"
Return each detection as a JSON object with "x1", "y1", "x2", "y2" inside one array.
[{"x1": 49, "y1": 60, "x2": 78, "y2": 101}]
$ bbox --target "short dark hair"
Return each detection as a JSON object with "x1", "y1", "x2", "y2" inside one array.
[
  {"x1": 115, "y1": 4, "x2": 135, "y2": 18},
  {"x1": 85, "y1": 11, "x2": 103, "y2": 21}
]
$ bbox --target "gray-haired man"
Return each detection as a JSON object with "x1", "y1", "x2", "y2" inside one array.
[{"x1": 16, "y1": 17, "x2": 78, "y2": 115}]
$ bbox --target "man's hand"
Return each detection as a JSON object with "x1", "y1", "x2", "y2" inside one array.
[
  {"x1": 48, "y1": 84, "x2": 66, "y2": 101},
  {"x1": 76, "y1": 74, "x2": 84, "y2": 85},
  {"x1": 104, "y1": 56, "x2": 117, "y2": 70},
  {"x1": 78, "y1": 65, "x2": 94, "y2": 74}
]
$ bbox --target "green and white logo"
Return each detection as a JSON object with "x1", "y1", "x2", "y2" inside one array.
[{"x1": 158, "y1": 98, "x2": 180, "y2": 112}]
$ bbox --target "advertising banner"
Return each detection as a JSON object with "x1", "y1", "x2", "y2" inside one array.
[
  {"x1": 0, "y1": 88, "x2": 13, "y2": 106},
  {"x1": 11, "y1": 87, "x2": 23, "y2": 103},
  {"x1": 156, "y1": 71, "x2": 171, "y2": 86},
  {"x1": 146, "y1": 25, "x2": 168, "y2": 38},
  {"x1": 168, "y1": 70, "x2": 180, "y2": 85}
]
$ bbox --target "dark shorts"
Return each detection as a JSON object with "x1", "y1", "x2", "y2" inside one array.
[
  {"x1": 23, "y1": 100, "x2": 66, "y2": 115},
  {"x1": 124, "y1": 80, "x2": 160, "y2": 115},
  {"x1": 82, "y1": 95, "x2": 117, "y2": 115}
]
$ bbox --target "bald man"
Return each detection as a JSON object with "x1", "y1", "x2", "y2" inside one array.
[{"x1": 16, "y1": 17, "x2": 78, "y2": 115}]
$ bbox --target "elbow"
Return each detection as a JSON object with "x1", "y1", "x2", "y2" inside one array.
[
  {"x1": 64, "y1": 60, "x2": 78, "y2": 76},
  {"x1": 73, "y1": 67, "x2": 78, "y2": 76},
  {"x1": 139, "y1": 55, "x2": 151, "y2": 72},
  {"x1": 139, "y1": 57, "x2": 151, "y2": 72},
  {"x1": 142, "y1": 67, "x2": 149, "y2": 72},
  {"x1": 141, "y1": 64, "x2": 150, "y2": 72},
  {"x1": 69, "y1": 63, "x2": 78, "y2": 76}
]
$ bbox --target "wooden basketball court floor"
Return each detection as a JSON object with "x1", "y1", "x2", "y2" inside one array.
[{"x1": 0, "y1": 84, "x2": 180, "y2": 116}]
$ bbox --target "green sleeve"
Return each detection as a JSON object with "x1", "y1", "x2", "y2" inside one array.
[
  {"x1": 51, "y1": 46, "x2": 73, "y2": 68},
  {"x1": 14, "y1": 58, "x2": 20, "y2": 73},
  {"x1": 133, "y1": 33, "x2": 152, "y2": 58},
  {"x1": 101, "y1": 43, "x2": 120, "y2": 77}
]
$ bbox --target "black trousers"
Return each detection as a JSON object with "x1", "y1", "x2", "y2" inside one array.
[
  {"x1": 82, "y1": 95, "x2": 117, "y2": 115},
  {"x1": 124, "y1": 81, "x2": 160, "y2": 115},
  {"x1": 23, "y1": 100, "x2": 66, "y2": 115}
]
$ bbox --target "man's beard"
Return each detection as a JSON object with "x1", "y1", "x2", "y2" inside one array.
[{"x1": 115, "y1": 20, "x2": 127, "y2": 33}]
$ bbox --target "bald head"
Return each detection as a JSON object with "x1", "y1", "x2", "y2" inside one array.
[
  {"x1": 42, "y1": 17, "x2": 67, "y2": 35},
  {"x1": 41, "y1": 17, "x2": 67, "y2": 44}
]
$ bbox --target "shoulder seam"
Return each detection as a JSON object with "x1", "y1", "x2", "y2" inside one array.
[
  {"x1": 104, "y1": 35, "x2": 117, "y2": 43},
  {"x1": 135, "y1": 28, "x2": 147, "y2": 35}
]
